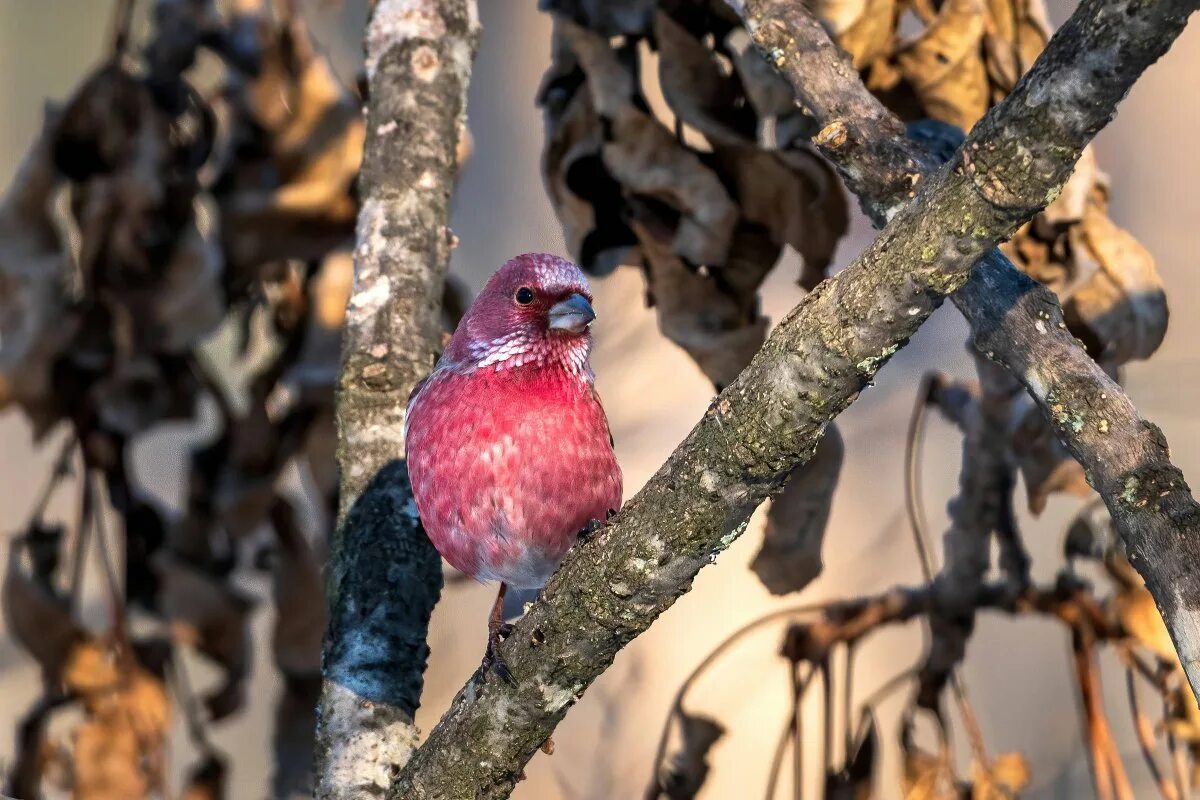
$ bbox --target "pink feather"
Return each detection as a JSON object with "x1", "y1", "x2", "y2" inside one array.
[{"x1": 405, "y1": 253, "x2": 622, "y2": 589}]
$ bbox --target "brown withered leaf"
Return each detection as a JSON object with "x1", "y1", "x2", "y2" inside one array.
[
  {"x1": 539, "y1": 22, "x2": 638, "y2": 275},
  {"x1": 713, "y1": 145, "x2": 848, "y2": 290},
  {"x1": 216, "y1": 2, "x2": 362, "y2": 276},
  {"x1": 269, "y1": 498, "x2": 327, "y2": 678},
  {"x1": 66, "y1": 642, "x2": 172, "y2": 800},
  {"x1": 1010, "y1": 404, "x2": 1090, "y2": 515},
  {"x1": 812, "y1": 0, "x2": 899, "y2": 70},
  {"x1": 1067, "y1": 192, "x2": 1166, "y2": 366},
  {"x1": 182, "y1": 752, "x2": 228, "y2": 800},
  {"x1": 541, "y1": 0, "x2": 657, "y2": 36},
  {"x1": 155, "y1": 552, "x2": 254, "y2": 719},
  {"x1": 893, "y1": 0, "x2": 990, "y2": 131},
  {"x1": 902, "y1": 738, "x2": 960, "y2": 800},
  {"x1": 970, "y1": 752, "x2": 1030, "y2": 799},
  {"x1": 752, "y1": 425, "x2": 844, "y2": 595},
  {"x1": 826, "y1": 710, "x2": 878, "y2": 799},
  {"x1": 0, "y1": 106, "x2": 73, "y2": 426},
  {"x1": 3, "y1": 530, "x2": 85, "y2": 682},
  {"x1": 981, "y1": 0, "x2": 1049, "y2": 93},
  {"x1": 1106, "y1": 554, "x2": 1176, "y2": 663},
  {"x1": 636, "y1": 222, "x2": 766, "y2": 389},
  {"x1": 654, "y1": 12, "x2": 755, "y2": 147},
  {"x1": 653, "y1": 711, "x2": 725, "y2": 800}
]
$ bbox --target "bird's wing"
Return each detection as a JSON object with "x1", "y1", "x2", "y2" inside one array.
[
  {"x1": 592, "y1": 386, "x2": 615, "y2": 449},
  {"x1": 403, "y1": 372, "x2": 435, "y2": 444}
]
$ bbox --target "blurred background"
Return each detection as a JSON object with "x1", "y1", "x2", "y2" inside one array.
[{"x1": 0, "y1": 1, "x2": 1197, "y2": 798}]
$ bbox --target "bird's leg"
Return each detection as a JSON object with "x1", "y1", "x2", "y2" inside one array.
[
  {"x1": 482, "y1": 583, "x2": 515, "y2": 684},
  {"x1": 577, "y1": 517, "x2": 604, "y2": 543}
]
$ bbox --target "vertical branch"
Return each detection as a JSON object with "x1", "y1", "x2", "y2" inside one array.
[{"x1": 314, "y1": 2, "x2": 480, "y2": 799}]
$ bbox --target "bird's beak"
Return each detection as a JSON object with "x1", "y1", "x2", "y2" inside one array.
[{"x1": 547, "y1": 293, "x2": 595, "y2": 333}]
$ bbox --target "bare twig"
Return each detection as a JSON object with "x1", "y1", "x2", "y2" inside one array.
[{"x1": 1124, "y1": 664, "x2": 1178, "y2": 800}]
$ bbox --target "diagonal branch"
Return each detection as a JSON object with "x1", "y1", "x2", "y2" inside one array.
[
  {"x1": 314, "y1": 2, "x2": 480, "y2": 799},
  {"x1": 740, "y1": 0, "x2": 1200, "y2": 703},
  {"x1": 392, "y1": 0, "x2": 1197, "y2": 794}
]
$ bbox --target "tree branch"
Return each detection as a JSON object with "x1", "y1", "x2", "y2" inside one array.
[
  {"x1": 314, "y1": 2, "x2": 480, "y2": 798},
  {"x1": 392, "y1": 0, "x2": 1196, "y2": 793},
  {"x1": 740, "y1": 0, "x2": 1200, "y2": 703}
]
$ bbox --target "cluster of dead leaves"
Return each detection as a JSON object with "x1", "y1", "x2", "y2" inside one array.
[
  {"x1": 0, "y1": 1, "x2": 369, "y2": 797},
  {"x1": 820, "y1": 0, "x2": 1166, "y2": 372},
  {"x1": 540, "y1": 1, "x2": 849, "y2": 388}
]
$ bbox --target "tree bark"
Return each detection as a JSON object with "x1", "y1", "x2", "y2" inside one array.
[
  {"x1": 740, "y1": 0, "x2": 1200, "y2": 703},
  {"x1": 314, "y1": 2, "x2": 480, "y2": 798},
  {"x1": 392, "y1": 0, "x2": 1197, "y2": 794}
]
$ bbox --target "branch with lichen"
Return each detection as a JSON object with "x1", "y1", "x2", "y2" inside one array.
[
  {"x1": 389, "y1": 0, "x2": 1197, "y2": 794},
  {"x1": 739, "y1": 0, "x2": 1200, "y2": 705},
  {"x1": 313, "y1": 2, "x2": 480, "y2": 798}
]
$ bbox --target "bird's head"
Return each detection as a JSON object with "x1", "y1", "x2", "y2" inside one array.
[{"x1": 443, "y1": 253, "x2": 597, "y2": 377}]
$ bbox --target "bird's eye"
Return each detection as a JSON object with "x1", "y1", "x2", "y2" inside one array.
[{"x1": 514, "y1": 287, "x2": 535, "y2": 305}]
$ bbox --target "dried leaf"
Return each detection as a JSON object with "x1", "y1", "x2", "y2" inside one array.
[
  {"x1": 654, "y1": 711, "x2": 725, "y2": 799},
  {"x1": 541, "y1": 0, "x2": 658, "y2": 36},
  {"x1": 269, "y1": 499, "x2": 327, "y2": 678},
  {"x1": 812, "y1": 0, "x2": 899, "y2": 69},
  {"x1": 1010, "y1": 404, "x2": 1090, "y2": 515},
  {"x1": 1108, "y1": 554, "x2": 1176, "y2": 663},
  {"x1": 182, "y1": 753, "x2": 228, "y2": 800},
  {"x1": 827, "y1": 710, "x2": 878, "y2": 799},
  {"x1": 1067, "y1": 194, "x2": 1167, "y2": 365},
  {"x1": 3, "y1": 531, "x2": 85, "y2": 681},
  {"x1": 902, "y1": 723, "x2": 959, "y2": 800},
  {"x1": 655, "y1": 11, "x2": 755, "y2": 146},
  {"x1": 894, "y1": 0, "x2": 990, "y2": 131},
  {"x1": 155, "y1": 553, "x2": 254, "y2": 719},
  {"x1": 752, "y1": 425, "x2": 844, "y2": 594},
  {"x1": 970, "y1": 752, "x2": 1030, "y2": 799},
  {"x1": 67, "y1": 646, "x2": 171, "y2": 800}
]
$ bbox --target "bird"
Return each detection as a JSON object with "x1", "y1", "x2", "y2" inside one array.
[{"x1": 404, "y1": 253, "x2": 623, "y2": 680}]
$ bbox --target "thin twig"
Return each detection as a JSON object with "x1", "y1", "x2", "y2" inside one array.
[
  {"x1": 109, "y1": 0, "x2": 136, "y2": 57},
  {"x1": 1124, "y1": 665, "x2": 1177, "y2": 800},
  {"x1": 646, "y1": 605, "x2": 826, "y2": 798},
  {"x1": 904, "y1": 375, "x2": 939, "y2": 580}
]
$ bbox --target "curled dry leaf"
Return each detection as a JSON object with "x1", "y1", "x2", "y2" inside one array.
[
  {"x1": 814, "y1": 0, "x2": 1162, "y2": 364},
  {"x1": 752, "y1": 424, "x2": 844, "y2": 595},
  {"x1": 541, "y1": 9, "x2": 848, "y2": 385},
  {"x1": 970, "y1": 752, "x2": 1030, "y2": 799},
  {"x1": 3, "y1": 528, "x2": 85, "y2": 682},
  {"x1": 214, "y1": 1, "x2": 362, "y2": 279},
  {"x1": 1010, "y1": 404, "x2": 1090, "y2": 515},
  {"x1": 652, "y1": 711, "x2": 725, "y2": 800},
  {"x1": 155, "y1": 552, "x2": 253, "y2": 720},
  {"x1": 902, "y1": 737, "x2": 959, "y2": 800},
  {"x1": 64, "y1": 640, "x2": 172, "y2": 800},
  {"x1": 826, "y1": 710, "x2": 878, "y2": 799},
  {"x1": 0, "y1": 106, "x2": 73, "y2": 426},
  {"x1": 268, "y1": 498, "x2": 327, "y2": 679}
]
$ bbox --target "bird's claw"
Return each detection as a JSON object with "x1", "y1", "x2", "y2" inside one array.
[
  {"x1": 482, "y1": 635, "x2": 516, "y2": 685},
  {"x1": 578, "y1": 518, "x2": 604, "y2": 542},
  {"x1": 498, "y1": 622, "x2": 515, "y2": 640}
]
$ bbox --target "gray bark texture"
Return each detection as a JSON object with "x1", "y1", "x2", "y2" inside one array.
[
  {"x1": 741, "y1": 0, "x2": 1200, "y2": 705},
  {"x1": 315, "y1": 1, "x2": 480, "y2": 798},
  {"x1": 391, "y1": 0, "x2": 1197, "y2": 795}
]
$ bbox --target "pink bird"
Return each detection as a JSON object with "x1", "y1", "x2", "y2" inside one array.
[{"x1": 405, "y1": 253, "x2": 622, "y2": 678}]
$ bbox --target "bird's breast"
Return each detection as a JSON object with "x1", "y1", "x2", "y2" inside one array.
[{"x1": 405, "y1": 369, "x2": 622, "y2": 587}]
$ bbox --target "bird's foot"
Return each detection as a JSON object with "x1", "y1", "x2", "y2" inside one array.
[
  {"x1": 578, "y1": 518, "x2": 604, "y2": 542},
  {"x1": 498, "y1": 622, "x2": 514, "y2": 640},
  {"x1": 481, "y1": 634, "x2": 516, "y2": 685},
  {"x1": 540, "y1": 736, "x2": 555, "y2": 755}
]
